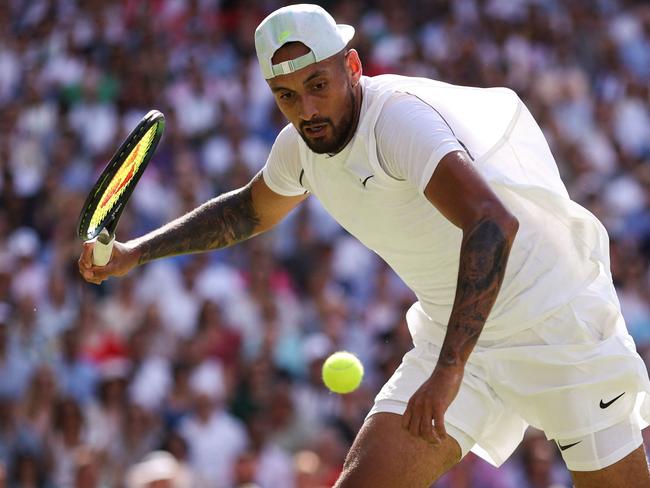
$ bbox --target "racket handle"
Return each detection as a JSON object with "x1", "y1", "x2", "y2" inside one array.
[{"x1": 92, "y1": 229, "x2": 115, "y2": 266}]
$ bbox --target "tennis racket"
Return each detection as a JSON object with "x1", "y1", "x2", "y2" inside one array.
[{"x1": 77, "y1": 110, "x2": 165, "y2": 266}]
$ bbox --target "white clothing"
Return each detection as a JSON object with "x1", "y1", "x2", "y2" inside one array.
[
  {"x1": 255, "y1": 443, "x2": 296, "y2": 488},
  {"x1": 555, "y1": 415, "x2": 642, "y2": 472},
  {"x1": 374, "y1": 92, "x2": 464, "y2": 191},
  {"x1": 369, "y1": 270, "x2": 650, "y2": 468},
  {"x1": 263, "y1": 74, "x2": 610, "y2": 342},
  {"x1": 262, "y1": 74, "x2": 650, "y2": 467},
  {"x1": 179, "y1": 410, "x2": 248, "y2": 488}
]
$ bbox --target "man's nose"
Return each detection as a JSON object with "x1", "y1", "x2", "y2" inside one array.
[{"x1": 299, "y1": 95, "x2": 318, "y2": 121}]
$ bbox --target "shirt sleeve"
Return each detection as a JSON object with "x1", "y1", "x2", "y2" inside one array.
[
  {"x1": 375, "y1": 92, "x2": 466, "y2": 193},
  {"x1": 262, "y1": 124, "x2": 307, "y2": 197}
]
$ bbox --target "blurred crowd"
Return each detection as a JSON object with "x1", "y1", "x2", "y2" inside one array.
[{"x1": 0, "y1": 0, "x2": 649, "y2": 486}]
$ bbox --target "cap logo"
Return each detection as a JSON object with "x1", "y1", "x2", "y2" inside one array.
[{"x1": 278, "y1": 30, "x2": 291, "y2": 44}]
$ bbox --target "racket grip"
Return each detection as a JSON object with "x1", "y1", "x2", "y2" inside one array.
[{"x1": 92, "y1": 229, "x2": 115, "y2": 266}]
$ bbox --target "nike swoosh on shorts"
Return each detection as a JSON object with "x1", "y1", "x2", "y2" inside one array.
[{"x1": 599, "y1": 392, "x2": 625, "y2": 409}]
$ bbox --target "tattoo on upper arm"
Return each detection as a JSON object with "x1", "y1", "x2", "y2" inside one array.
[
  {"x1": 440, "y1": 218, "x2": 510, "y2": 365},
  {"x1": 138, "y1": 185, "x2": 261, "y2": 264}
]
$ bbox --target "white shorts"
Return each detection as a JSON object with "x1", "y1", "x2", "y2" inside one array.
[{"x1": 368, "y1": 274, "x2": 650, "y2": 471}]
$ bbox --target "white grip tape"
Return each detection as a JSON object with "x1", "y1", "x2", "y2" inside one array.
[{"x1": 92, "y1": 229, "x2": 115, "y2": 266}]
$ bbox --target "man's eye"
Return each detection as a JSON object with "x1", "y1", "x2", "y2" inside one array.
[
  {"x1": 314, "y1": 81, "x2": 326, "y2": 90},
  {"x1": 280, "y1": 92, "x2": 293, "y2": 100}
]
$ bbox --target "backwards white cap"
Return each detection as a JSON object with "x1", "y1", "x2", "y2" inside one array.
[{"x1": 255, "y1": 4, "x2": 355, "y2": 80}]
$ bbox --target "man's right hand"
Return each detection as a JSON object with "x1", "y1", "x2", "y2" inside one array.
[{"x1": 78, "y1": 239, "x2": 140, "y2": 285}]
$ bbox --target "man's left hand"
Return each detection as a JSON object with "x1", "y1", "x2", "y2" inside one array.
[{"x1": 401, "y1": 362, "x2": 465, "y2": 444}]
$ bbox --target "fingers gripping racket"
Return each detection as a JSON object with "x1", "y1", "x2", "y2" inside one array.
[{"x1": 77, "y1": 110, "x2": 165, "y2": 265}]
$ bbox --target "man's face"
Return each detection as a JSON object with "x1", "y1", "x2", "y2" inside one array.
[{"x1": 268, "y1": 43, "x2": 358, "y2": 154}]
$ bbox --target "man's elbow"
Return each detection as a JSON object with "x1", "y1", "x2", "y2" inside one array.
[
  {"x1": 477, "y1": 202, "x2": 519, "y2": 244},
  {"x1": 494, "y1": 208, "x2": 519, "y2": 244}
]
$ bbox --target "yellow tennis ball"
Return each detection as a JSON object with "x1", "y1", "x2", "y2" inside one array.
[{"x1": 322, "y1": 351, "x2": 364, "y2": 394}]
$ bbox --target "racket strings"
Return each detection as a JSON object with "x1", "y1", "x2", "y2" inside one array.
[{"x1": 87, "y1": 124, "x2": 159, "y2": 236}]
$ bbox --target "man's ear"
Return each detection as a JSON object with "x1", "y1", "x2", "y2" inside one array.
[{"x1": 345, "y1": 49, "x2": 362, "y2": 86}]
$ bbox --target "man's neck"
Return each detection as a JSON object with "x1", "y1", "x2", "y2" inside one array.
[{"x1": 329, "y1": 83, "x2": 364, "y2": 156}]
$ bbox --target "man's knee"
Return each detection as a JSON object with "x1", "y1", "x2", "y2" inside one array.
[{"x1": 333, "y1": 413, "x2": 463, "y2": 488}]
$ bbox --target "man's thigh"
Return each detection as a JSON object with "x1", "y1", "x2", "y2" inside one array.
[{"x1": 334, "y1": 412, "x2": 462, "y2": 488}]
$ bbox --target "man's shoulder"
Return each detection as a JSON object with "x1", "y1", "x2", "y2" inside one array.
[
  {"x1": 363, "y1": 73, "x2": 450, "y2": 94},
  {"x1": 375, "y1": 90, "x2": 439, "y2": 133},
  {"x1": 364, "y1": 74, "x2": 452, "y2": 125},
  {"x1": 365, "y1": 73, "x2": 515, "y2": 101}
]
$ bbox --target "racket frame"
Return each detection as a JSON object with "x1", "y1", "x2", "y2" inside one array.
[{"x1": 77, "y1": 109, "x2": 165, "y2": 242}]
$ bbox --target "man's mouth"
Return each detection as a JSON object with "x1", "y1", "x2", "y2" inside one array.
[{"x1": 303, "y1": 123, "x2": 328, "y2": 137}]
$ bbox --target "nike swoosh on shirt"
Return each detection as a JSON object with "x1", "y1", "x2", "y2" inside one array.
[
  {"x1": 600, "y1": 392, "x2": 625, "y2": 409},
  {"x1": 558, "y1": 441, "x2": 582, "y2": 451},
  {"x1": 361, "y1": 175, "x2": 374, "y2": 187}
]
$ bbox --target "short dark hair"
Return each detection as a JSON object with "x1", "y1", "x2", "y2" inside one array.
[{"x1": 271, "y1": 41, "x2": 311, "y2": 64}]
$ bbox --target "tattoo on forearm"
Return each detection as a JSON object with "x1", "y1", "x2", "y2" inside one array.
[
  {"x1": 137, "y1": 185, "x2": 261, "y2": 264},
  {"x1": 439, "y1": 218, "x2": 512, "y2": 366}
]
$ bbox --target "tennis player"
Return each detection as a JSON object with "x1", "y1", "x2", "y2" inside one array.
[{"x1": 79, "y1": 4, "x2": 650, "y2": 487}]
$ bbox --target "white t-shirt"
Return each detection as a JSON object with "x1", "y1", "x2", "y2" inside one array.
[
  {"x1": 263, "y1": 91, "x2": 463, "y2": 196},
  {"x1": 376, "y1": 92, "x2": 464, "y2": 191},
  {"x1": 179, "y1": 410, "x2": 248, "y2": 488},
  {"x1": 263, "y1": 75, "x2": 612, "y2": 341}
]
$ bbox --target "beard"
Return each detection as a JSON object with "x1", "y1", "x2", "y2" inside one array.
[{"x1": 298, "y1": 85, "x2": 356, "y2": 155}]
